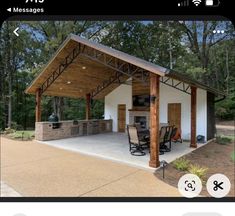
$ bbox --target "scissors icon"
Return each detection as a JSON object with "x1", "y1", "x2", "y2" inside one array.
[{"x1": 213, "y1": 180, "x2": 224, "y2": 191}]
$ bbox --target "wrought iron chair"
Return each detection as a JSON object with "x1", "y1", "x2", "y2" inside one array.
[
  {"x1": 159, "y1": 126, "x2": 167, "y2": 154},
  {"x1": 127, "y1": 125, "x2": 149, "y2": 156},
  {"x1": 161, "y1": 126, "x2": 175, "y2": 152}
]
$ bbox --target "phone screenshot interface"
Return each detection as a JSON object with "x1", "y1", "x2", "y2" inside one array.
[{"x1": 0, "y1": 0, "x2": 234, "y2": 203}]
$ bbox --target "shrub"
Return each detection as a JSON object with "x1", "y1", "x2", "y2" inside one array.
[
  {"x1": 9, "y1": 130, "x2": 35, "y2": 140},
  {"x1": 10, "y1": 122, "x2": 18, "y2": 130},
  {"x1": 216, "y1": 136, "x2": 232, "y2": 145},
  {"x1": 215, "y1": 96, "x2": 235, "y2": 120},
  {"x1": 173, "y1": 157, "x2": 190, "y2": 171},
  {"x1": 188, "y1": 164, "x2": 208, "y2": 181},
  {"x1": 4, "y1": 127, "x2": 16, "y2": 134}
]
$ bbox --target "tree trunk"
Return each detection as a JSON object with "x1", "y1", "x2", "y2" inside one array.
[
  {"x1": 7, "y1": 74, "x2": 12, "y2": 128},
  {"x1": 226, "y1": 48, "x2": 229, "y2": 94},
  {"x1": 167, "y1": 22, "x2": 173, "y2": 69},
  {"x1": 5, "y1": 22, "x2": 12, "y2": 128},
  {"x1": 23, "y1": 94, "x2": 27, "y2": 130}
]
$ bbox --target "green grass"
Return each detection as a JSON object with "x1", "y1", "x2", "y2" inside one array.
[
  {"x1": 216, "y1": 135, "x2": 233, "y2": 145},
  {"x1": 9, "y1": 130, "x2": 35, "y2": 140},
  {"x1": 221, "y1": 135, "x2": 235, "y2": 141},
  {"x1": 231, "y1": 151, "x2": 235, "y2": 162}
]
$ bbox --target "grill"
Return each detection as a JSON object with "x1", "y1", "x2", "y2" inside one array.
[{"x1": 48, "y1": 113, "x2": 60, "y2": 129}]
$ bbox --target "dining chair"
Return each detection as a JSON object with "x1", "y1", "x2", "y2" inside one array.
[{"x1": 127, "y1": 125, "x2": 148, "y2": 156}]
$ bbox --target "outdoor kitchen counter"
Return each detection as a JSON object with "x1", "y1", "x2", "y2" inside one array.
[{"x1": 35, "y1": 119, "x2": 112, "y2": 141}]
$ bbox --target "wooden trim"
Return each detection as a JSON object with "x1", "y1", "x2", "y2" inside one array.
[
  {"x1": 149, "y1": 73, "x2": 160, "y2": 168},
  {"x1": 168, "y1": 103, "x2": 181, "y2": 130},
  {"x1": 190, "y1": 86, "x2": 197, "y2": 148},
  {"x1": 35, "y1": 88, "x2": 41, "y2": 122},
  {"x1": 118, "y1": 104, "x2": 126, "y2": 132},
  {"x1": 86, "y1": 93, "x2": 91, "y2": 120}
]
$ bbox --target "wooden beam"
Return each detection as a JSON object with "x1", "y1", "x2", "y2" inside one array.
[
  {"x1": 86, "y1": 93, "x2": 91, "y2": 120},
  {"x1": 190, "y1": 86, "x2": 197, "y2": 148},
  {"x1": 35, "y1": 88, "x2": 41, "y2": 122},
  {"x1": 149, "y1": 73, "x2": 160, "y2": 168}
]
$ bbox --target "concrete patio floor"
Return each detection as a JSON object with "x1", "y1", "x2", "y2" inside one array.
[{"x1": 40, "y1": 132, "x2": 205, "y2": 170}]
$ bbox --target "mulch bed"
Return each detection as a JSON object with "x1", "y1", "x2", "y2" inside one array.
[{"x1": 154, "y1": 141, "x2": 235, "y2": 197}]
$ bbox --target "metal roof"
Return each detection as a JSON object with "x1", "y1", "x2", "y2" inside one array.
[{"x1": 25, "y1": 34, "x2": 225, "y2": 97}]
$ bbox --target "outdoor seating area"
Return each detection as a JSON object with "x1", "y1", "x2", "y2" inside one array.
[{"x1": 127, "y1": 124, "x2": 181, "y2": 157}]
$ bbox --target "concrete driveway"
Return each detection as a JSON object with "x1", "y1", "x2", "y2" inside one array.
[{"x1": 0, "y1": 136, "x2": 180, "y2": 197}]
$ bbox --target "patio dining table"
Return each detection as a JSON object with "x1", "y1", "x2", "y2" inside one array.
[
  {"x1": 138, "y1": 129, "x2": 150, "y2": 137},
  {"x1": 138, "y1": 129, "x2": 150, "y2": 146}
]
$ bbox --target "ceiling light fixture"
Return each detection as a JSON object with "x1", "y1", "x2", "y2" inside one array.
[
  {"x1": 67, "y1": 81, "x2": 71, "y2": 84},
  {"x1": 82, "y1": 66, "x2": 86, "y2": 70}
]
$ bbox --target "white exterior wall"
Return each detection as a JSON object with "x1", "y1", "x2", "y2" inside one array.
[
  {"x1": 104, "y1": 84, "x2": 132, "y2": 132},
  {"x1": 159, "y1": 83, "x2": 191, "y2": 140},
  {"x1": 104, "y1": 81, "x2": 207, "y2": 140},
  {"x1": 159, "y1": 83, "x2": 207, "y2": 140}
]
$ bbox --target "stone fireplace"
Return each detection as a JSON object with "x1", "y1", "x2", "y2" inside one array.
[{"x1": 129, "y1": 110, "x2": 150, "y2": 129}]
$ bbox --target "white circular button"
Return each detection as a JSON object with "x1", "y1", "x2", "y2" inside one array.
[
  {"x1": 178, "y1": 174, "x2": 202, "y2": 198},
  {"x1": 206, "y1": 174, "x2": 231, "y2": 198}
]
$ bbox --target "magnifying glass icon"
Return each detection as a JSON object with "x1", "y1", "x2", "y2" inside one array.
[{"x1": 187, "y1": 183, "x2": 193, "y2": 189}]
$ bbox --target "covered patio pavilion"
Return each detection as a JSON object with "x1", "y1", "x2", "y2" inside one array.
[{"x1": 25, "y1": 34, "x2": 223, "y2": 168}]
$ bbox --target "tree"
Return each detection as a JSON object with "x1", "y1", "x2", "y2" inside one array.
[{"x1": 0, "y1": 20, "x2": 234, "y2": 130}]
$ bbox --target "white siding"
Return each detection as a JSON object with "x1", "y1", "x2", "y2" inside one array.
[
  {"x1": 104, "y1": 81, "x2": 207, "y2": 140},
  {"x1": 104, "y1": 84, "x2": 132, "y2": 132}
]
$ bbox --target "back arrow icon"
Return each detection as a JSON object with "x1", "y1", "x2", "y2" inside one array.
[{"x1": 13, "y1": 27, "x2": 19, "y2": 37}]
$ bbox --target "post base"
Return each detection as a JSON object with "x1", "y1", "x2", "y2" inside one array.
[
  {"x1": 149, "y1": 160, "x2": 160, "y2": 168},
  {"x1": 190, "y1": 143, "x2": 197, "y2": 148}
]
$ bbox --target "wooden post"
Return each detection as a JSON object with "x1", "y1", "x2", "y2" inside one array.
[
  {"x1": 86, "y1": 93, "x2": 91, "y2": 120},
  {"x1": 190, "y1": 86, "x2": 197, "y2": 148},
  {"x1": 35, "y1": 88, "x2": 41, "y2": 122},
  {"x1": 149, "y1": 73, "x2": 160, "y2": 168}
]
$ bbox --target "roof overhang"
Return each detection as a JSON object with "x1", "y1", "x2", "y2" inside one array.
[
  {"x1": 25, "y1": 34, "x2": 225, "y2": 99},
  {"x1": 167, "y1": 70, "x2": 226, "y2": 97},
  {"x1": 25, "y1": 34, "x2": 169, "y2": 99}
]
